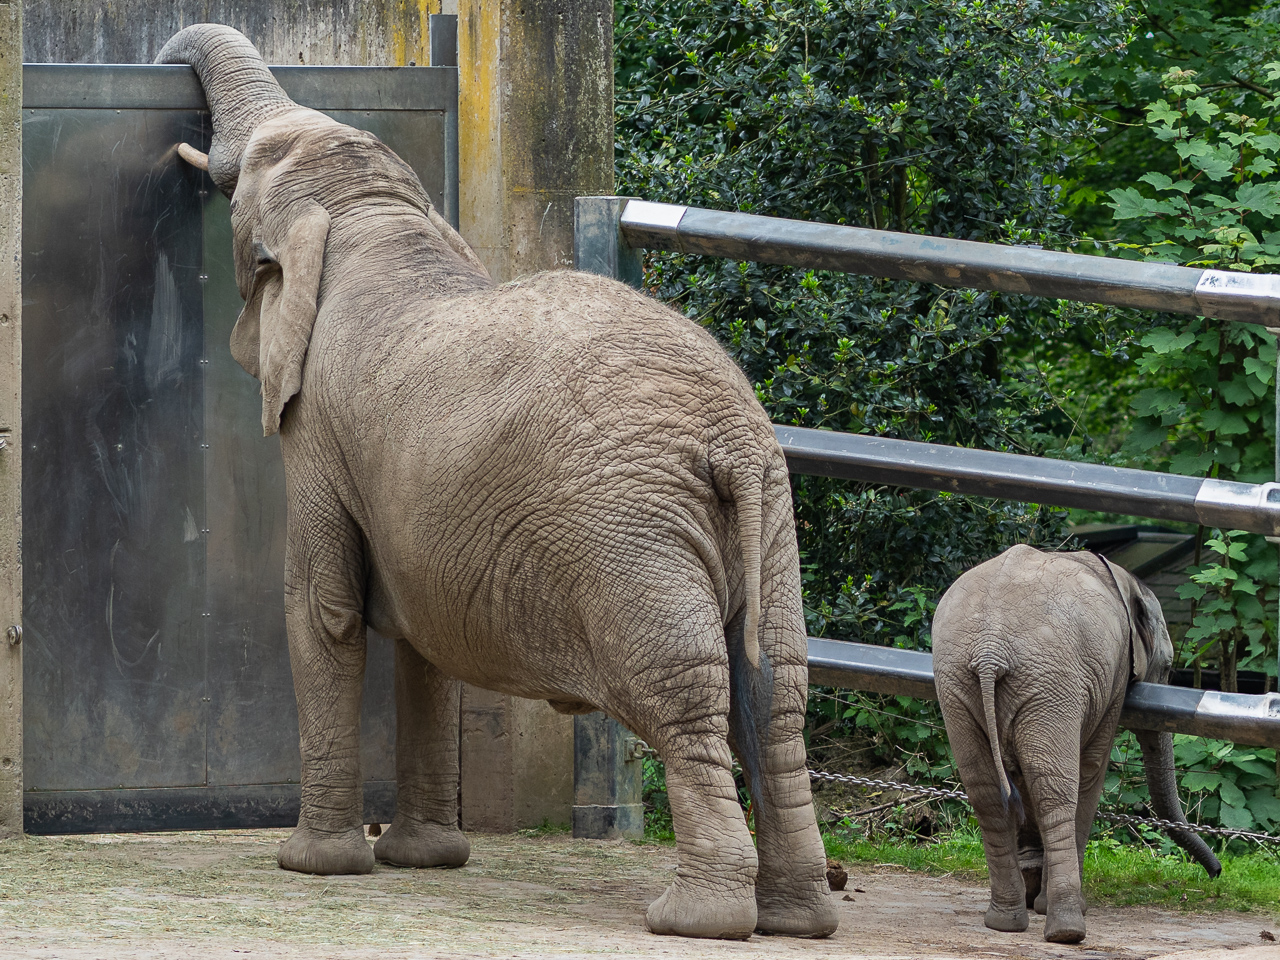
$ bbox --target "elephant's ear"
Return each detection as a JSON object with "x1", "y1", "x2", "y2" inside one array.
[
  {"x1": 1099, "y1": 555, "x2": 1168, "y2": 682},
  {"x1": 230, "y1": 199, "x2": 331, "y2": 436}
]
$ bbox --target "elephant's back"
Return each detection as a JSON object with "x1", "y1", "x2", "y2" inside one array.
[
  {"x1": 933, "y1": 545, "x2": 1128, "y2": 676},
  {"x1": 361, "y1": 269, "x2": 781, "y2": 476}
]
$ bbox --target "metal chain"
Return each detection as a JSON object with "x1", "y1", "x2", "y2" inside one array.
[
  {"x1": 631, "y1": 742, "x2": 1279, "y2": 844},
  {"x1": 807, "y1": 768, "x2": 1280, "y2": 845},
  {"x1": 809, "y1": 769, "x2": 972, "y2": 803}
]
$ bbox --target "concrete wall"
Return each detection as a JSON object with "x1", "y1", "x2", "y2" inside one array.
[
  {"x1": 24, "y1": 1, "x2": 436, "y2": 65},
  {"x1": 456, "y1": 0, "x2": 613, "y2": 282},
  {"x1": 0, "y1": 0, "x2": 20, "y2": 839}
]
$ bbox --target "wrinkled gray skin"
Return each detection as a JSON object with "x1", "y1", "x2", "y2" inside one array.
[
  {"x1": 157, "y1": 24, "x2": 837, "y2": 941},
  {"x1": 933, "y1": 545, "x2": 1221, "y2": 944}
]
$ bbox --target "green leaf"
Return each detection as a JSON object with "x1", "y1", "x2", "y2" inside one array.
[
  {"x1": 1235, "y1": 181, "x2": 1280, "y2": 217},
  {"x1": 1219, "y1": 802, "x2": 1255, "y2": 831},
  {"x1": 1228, "y1": 757, "x2": 1275, "y2": 778},
  {"x1": 1219, "y1": 778, "x2": 1248, "y2": 809},
  {"x1": 1181, "y1": 770, "x2": 1224, "y2": 792},
  {"x1": 1145, "y1": 100, "x2": 1181, "y2": 126},
  {"x1": 1140, "y1": 329, "x2": 1197, "y2": 354},
  {"x1": 1245, "y1": 788, "x2": 1280, "y2": 822},
  {"x1": 1184, "y1": 97, "x2": 1221, "y2": 121},
  {"x1": 1139, "y1": 171, "x2": 1175, "y2": 192},
  {"x1": 1179, "y1": 141, "x2": 1235, "y2": 180},
  {"x1": 1173, "y1": 737, "x2": 1210, "y2": 766},
  {"x1": 1108, "y1": 187, "x2": 1163, "y2": 220}
]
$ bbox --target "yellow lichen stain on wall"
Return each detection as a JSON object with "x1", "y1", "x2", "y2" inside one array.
[
  {"x1": 457, "y1": 0, "x2": 506, "y2": 277},
  {"x1": 417, "y1": 0, "x2": 435, "y2": 64}
]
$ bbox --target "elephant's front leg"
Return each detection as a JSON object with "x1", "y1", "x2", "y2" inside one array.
[
  {"x1": 374, "y1": 640, "x2": 470, "y2": 868},
  {"x1": 277, "y1": 496, "x2": 376, "y2": 876}
]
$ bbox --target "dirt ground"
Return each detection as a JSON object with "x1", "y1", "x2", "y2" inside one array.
[{"x1": 0, "y1": 830, "x2": 1276, "y2": 960}]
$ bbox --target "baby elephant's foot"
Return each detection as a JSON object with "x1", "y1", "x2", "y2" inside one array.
[
  {"x1": 646, "y1": 878, "x2": 757, "y2": 940},
  {"x1": 374, "y1": 818, "x2": 470, "y2": 868},
  {"x1": 278, "y1": 824, "x2": 374, "y2": 875},
  {"x1": 754, "y1": 885, "x2": 839, "y2": 937},
  {"x1": 1021, "y1": 866, "x2": 1043, "y2": 908},
  {"x1": 1044, "y1": 904, "x2": 1086, "y2": 944},
  {"x1": 984, "y1": 902, "x2": 1029, "y2": 933}
]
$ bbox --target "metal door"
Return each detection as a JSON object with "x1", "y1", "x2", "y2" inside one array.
[{"x1": 20, "y1": 62, "x2": 458, "y2": 832}]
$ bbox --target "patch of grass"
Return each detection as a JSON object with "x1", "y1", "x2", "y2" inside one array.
[
  {"x1": 823, "y1": 825, "x2": 988, "y2": 880},
  {"x1": 822, "y1": 825, "x2": 1280, "y2": 913},
  {"x1": 1081, "y1": 837, "x2": 1280, "y2": 912}
]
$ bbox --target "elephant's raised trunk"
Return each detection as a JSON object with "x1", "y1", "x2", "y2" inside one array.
[
  {"x1": 157, "y1": 24, "x2": 296, "y2": 196},
  {"x1": 1135, "y1": 729, "x2": 1222, "y2": 877}
]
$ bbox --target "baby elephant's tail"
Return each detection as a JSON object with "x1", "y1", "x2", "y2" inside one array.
[{"x1": 973, "y1": 661, "x2": 1024, "y2": 823}]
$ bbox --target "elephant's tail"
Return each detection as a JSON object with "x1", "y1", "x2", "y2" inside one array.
[
  {"x1": 735, "y1": 463, "x2": 765, "y2": 670},
  {"x1": 723, "y1": 455, "x2": 771, "y2": 802},
  {"x1": 974, "y1": 661, "x2": 1024, "y2": 823}
]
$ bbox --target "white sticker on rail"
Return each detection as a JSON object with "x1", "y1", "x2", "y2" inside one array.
[{"x1": 620, "y1": 200, "x2": 687, "y2": 230}]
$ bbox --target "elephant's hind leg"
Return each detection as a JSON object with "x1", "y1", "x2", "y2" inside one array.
[
  {"x1": 745, "y1": 654, "x2": 837, "y2": 937},
  {"x1": 1017, "y1": 724, "x2": 1086, "y2": 944},
  {"x1": 939, "y1": 684, "x2": 1027, "y2": 933},
  {"x1": 374, "y1": 640, "x2": 470, "y2": 868},
  {"x1": 277, "y1": 490, "x2": 376, "y2": 877},
  {"x1": 625, "y1": 617, "x2": 758, "y2": 939}
]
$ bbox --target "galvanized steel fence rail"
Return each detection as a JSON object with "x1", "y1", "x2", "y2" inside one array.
[{"x1": 569, "y1": 195, "x2": 1280, "y2": 840}]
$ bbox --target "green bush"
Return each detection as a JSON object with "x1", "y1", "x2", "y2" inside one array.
[{"x1": 615, "y1": 0, "x2": 1092, "y2": 660}]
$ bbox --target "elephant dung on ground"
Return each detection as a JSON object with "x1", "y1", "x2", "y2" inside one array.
[
  {"x1": 932, "y1": 545, "x2": 1221, "y2": 945},
  {"x1": 156, "y1": 23, "x2": 837, "y2": 942}
]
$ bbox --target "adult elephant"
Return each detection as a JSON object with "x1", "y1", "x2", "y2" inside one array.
[
  {"x1": 932, "y1": 545, "x2": 1220, "y2": 944},
  {"x1": 156, "y1": 24, "x2": 836, "y2": 942}
]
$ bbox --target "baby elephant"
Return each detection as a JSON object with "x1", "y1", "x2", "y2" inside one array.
[{"x1": 933, "y1": 545, "x2": 1220, "y2": 944}]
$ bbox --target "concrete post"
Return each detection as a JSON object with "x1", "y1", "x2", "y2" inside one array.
[
  {"x1": 0, "y1": 0, "x2": 21, "y2": 839},
  {"x1": 452, "y1": 0, "x2": 614, "y2": 832},
  {"x1": 568, "y1": 195, "x2": 645, "y2": 840},
  {"x1": 456, "y1": 0, "x2": 614, "y2": 282}
]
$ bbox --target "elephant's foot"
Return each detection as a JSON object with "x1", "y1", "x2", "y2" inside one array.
[
  {"x1": 645, "y1": 878, "x2": 757, "y2": 940},
  {"x1": 374, "y1": 818, "x2": 470, "y2": 868},
  {"x1": 1033, "y1": 889, "x2": 1047, "y2": 915},
  {"x1": 754, "y1": 885, "x2": 839, "y2": 937},
  {"x1": 1044, "y1": 904, "x2": 1086, "y2": 944},
  {"x1": 1021, "y1": 866, "x2": 1042, "y2": 908},
  {"x1": 984, "y1": 902, "x2": 1029, "y2": 933},
  {"x1": 278, "y1": 824, "x2": 375, "y2": 876}
]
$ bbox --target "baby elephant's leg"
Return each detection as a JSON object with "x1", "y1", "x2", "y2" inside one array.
[
  {"x1": 940, "y1": 688, "x2": 1027, "y2": 932},
  {"x1": 1017, "y1": 722, "x2": 1086, "y2": 944}
]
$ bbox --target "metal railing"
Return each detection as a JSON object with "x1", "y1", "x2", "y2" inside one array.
[
  {"x1": 617, "y1": 199, "x2": 1280, "y2": 326},
  {"x1": 808, "y1": 637, "x2": 1280, "y2": 748},
  {"x1": 569, "y1": 195, "x2": 1280, "y2": 838}
]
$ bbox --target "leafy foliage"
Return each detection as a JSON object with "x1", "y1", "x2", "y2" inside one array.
[
  {"x1": 615, "y1": 0, "x2": 1087, "y2": 651},
  {"x1": 1107, "y1": 731, "x2": 1280, "y2": 841},
  {"x1": 1097, "y1": 67, "x2": 1280, "y2": 692}
]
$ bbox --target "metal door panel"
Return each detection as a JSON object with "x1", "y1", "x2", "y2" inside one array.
[
  {"x1": 22, "y1": 108, "x2": 208, "y2": 792},
  {"x1": 21, "y1": 64, "x2": 458, "y2": 831}
]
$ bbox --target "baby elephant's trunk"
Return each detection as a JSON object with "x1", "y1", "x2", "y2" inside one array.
[{"x1": 1135, "y1": 729, "x2": 1222, "y2": 877}]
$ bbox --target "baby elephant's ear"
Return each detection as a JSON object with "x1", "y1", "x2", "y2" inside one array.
[
  {"x1": 230, "y1": 200, "x2": 331, "y2": 436},
  {"x1": 1100, "y1": 555, "x2": 1169, "y2": 682}
]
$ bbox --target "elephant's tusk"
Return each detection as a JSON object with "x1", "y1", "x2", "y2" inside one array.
[{"x1": 177, "y1": 142, "x2": 210, "y2": 171}]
